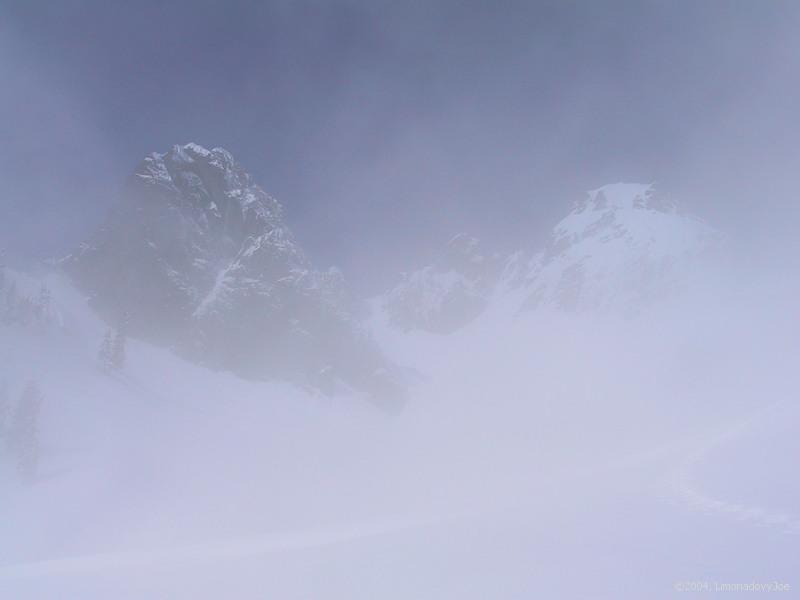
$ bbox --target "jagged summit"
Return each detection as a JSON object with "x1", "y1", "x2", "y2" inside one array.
[
  {"x1": 134, "y1": 142, "x2": 288, "y2": 243},
  {"x1": 65, "y1": 144, "x2": 401, "y2": 404}
]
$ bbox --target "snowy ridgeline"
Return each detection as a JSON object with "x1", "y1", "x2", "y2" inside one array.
[{"x1": 378, "y1": 183, "x2": 722, "y2": 333}]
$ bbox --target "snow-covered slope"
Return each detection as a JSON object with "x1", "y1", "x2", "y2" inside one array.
[
  {"x1": 0, "y1": 267, "x2": 390, "y2": 563},
  {"x1": 63, "y1": 143, "x2": 400, "y2": 402},
  {"x1": 3, "y1": 260, "x2": 800, "y2": 600}
]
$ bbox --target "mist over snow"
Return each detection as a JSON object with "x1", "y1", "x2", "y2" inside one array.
[{"x1": 2, "y1": 2, "x2": 800, "y2": 599}]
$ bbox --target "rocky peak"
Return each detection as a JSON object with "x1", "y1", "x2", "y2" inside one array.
[
  {"x1": 65, "y1": 144, "x2": 402, "y2": 406},
  {"x1": 133, "y1": 143, "x2": 288, "y2": 249}
]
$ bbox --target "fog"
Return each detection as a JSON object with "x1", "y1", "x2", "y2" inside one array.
[{"x1": 1, "y1": 2, "x2": 799, "y2": 598}]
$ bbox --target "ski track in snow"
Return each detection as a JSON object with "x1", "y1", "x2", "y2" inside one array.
[
  {"x1": 673, "y1": 472, "x2": 800, "y2": 535},
  {"x1": 665, "y1": 402, "x2": 800, "y2": 536},
  {"x1": 1, "y1": 416, "x2": 797, "y2": 586}
]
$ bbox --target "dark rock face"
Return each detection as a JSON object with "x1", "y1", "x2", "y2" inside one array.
[{"x1": 65, "y1": 143, "x2": 401, "y2": 403}]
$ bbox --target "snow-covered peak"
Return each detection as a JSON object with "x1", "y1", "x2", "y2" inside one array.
[
  {"x1": 554, "y1": 183, "x2": 676, "y2": 247},
  {"x1": 547, "y1": 183, "x2": 716, "y2": 262},
  {"x1": 517, "y1": 183, "x2": 722, "y2": 312}
]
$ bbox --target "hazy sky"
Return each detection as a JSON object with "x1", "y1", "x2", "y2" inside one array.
[{"x1": 2, "y1": 0, "x2": 800, "y2": 288}]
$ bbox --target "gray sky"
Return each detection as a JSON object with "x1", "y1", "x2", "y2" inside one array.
[{"x1": 2, "y1": 0, "x2": 800, "y2": 289}]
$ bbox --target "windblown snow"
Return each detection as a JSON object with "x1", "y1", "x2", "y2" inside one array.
[{"x1": 2, "y1": 174, "x2": 798, "y2": 600}]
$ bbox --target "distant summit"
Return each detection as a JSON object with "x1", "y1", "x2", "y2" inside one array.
[
  {"x1": 513, "y1": 183, "x2": 721, "y2": 312},
  {"x1": 381, "y1": 234, "x2": 505, "y2": 334},
  {"x1": 377, "y1": 184, "x2": 721, "y2": 332},
  {"x1": 65, "y1": 144, "x2": 402, "y2": 406}
]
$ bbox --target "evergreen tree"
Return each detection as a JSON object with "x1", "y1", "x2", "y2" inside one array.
[
  {"x1": 111, "y1": 329, "x2": 126, "y2": 369},
  {"x1": 3, "y1": 281, "x2": 17, "y2": 324},
  {"x1": 0, "y1": 380, "x2": 8, "y2": 448},
  {"x1": 99, "y1": 314, "x2": 128, "y2": 371},
  {"x1": 34, "y1": 285, "x2": 52, "y2": 323},
  {"x1": 9, "y1": 381, "x2": 43, "y2": 482},
  {"x1": 17, "y1": 295, "x2": 33, "y2": 326},
  {"x1": 98, "y1": 329, "x2": 114, "y2": 370},
  {"x1": 110, "y1": 312, "x2": 130, "y2": 370}
]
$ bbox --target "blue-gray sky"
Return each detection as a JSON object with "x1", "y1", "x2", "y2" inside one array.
[{"x1": 2, "y1": 0, "x2": 800, "y2": 289}]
